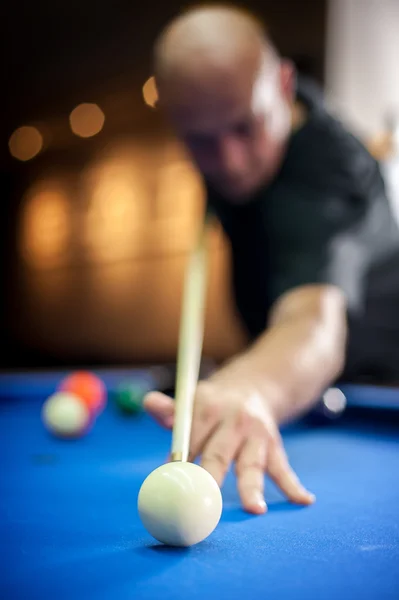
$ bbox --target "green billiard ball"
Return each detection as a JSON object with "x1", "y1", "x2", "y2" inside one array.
[{"x1": 113, "y1": 381, "x2": 149, "y2": 415}]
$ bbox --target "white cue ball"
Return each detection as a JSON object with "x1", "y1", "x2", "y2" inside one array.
[
  {"x1": 138, "y1": 461, "x2": 223, "y2": 547},
  {"x1": 41, "y1": 392, "x2": 91, "y2": 438}
]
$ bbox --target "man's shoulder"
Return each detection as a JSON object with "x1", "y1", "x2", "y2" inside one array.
[
  {"x1": 295, "y1": 77, "x2": 373, "y2": 165},
  {"x1": 286, "y1": 106, "x2": 380, "y2": 193}
]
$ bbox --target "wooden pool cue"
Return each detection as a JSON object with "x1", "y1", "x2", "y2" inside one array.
[{"x1": 170, "y1": 216, "x2": 211, "y2": 463}]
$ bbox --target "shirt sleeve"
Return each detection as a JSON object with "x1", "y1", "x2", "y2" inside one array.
[{"x1": 267, "y1": 167, "x2": 396, "y2": 319}]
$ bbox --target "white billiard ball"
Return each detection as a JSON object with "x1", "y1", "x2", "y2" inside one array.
[
  {"x1": 138, "y1": 461, "x2": 223, "y2": 547},
  {"x1": 41, "y1": 392, "x2": 92, "y2": 438}
]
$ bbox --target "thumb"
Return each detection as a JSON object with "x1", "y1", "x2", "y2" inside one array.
[{"x1": 143, "y1": 391, "x2": 175, "y2": 429}]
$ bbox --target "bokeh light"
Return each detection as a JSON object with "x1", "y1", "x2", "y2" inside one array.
[
  {"x1": 69, "y1": 103, "x2": 105, "y2": 138},
  {"x1": 9, "y1": 126, "x2": 43, "y2": 161},
  {"x1": 143, "y1": 76, "x2": 158, "y2": 109},
  {"x1": 156, "y1": 161, "x2": 204, "y2": 220},
  {"x1": 324, "y1": 388, "x2": 347, "y2": 415},
  {"x1": 20, "y1": 182, "x2": 71, "y2": 269},
  {"x1": 82, "y1": 157, "x2": 147, "y2": 262}
]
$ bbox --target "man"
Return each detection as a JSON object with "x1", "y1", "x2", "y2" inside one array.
[{"x1": 144, "y1": 4, "x2": 399, "y2": 514}]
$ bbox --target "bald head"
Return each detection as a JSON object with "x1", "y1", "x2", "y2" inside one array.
[
  {"x1": 154, "y1": 5, "x2": 276, "y2": 97},
  {"x1": 152, "y1": 5, "x2": 295, "y2": 201}
]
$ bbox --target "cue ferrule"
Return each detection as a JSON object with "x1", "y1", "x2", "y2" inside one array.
[{"x1": 170, "y1": 451, "x2": 183, "y2": 462}]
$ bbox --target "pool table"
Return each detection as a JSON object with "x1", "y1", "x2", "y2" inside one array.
[{"x1": 1, "y1": 369, "x2": 399, "y2": 600}]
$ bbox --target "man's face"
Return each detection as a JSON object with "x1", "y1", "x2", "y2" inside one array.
[{"x1": 161, "y1": 62, "x2": 293, "y2": 201}]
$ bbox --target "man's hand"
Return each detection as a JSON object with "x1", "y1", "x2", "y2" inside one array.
[
  {"x1": 144, "y1": 285, "x2": 345, "y2": 513},
  {"x1": 144, "y1": 377, "x2": 315, "y2": 514}
]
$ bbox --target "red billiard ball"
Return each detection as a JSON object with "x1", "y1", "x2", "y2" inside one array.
[{"x1": 59, "y1": 371, "x2": 107, "y2": 417}]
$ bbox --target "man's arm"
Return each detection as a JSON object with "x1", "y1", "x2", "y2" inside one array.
[
  {"x1": 215, "y1": 283, "x2": 348, "y2": 423},
  {"x1": 144, "y1": 284, "x2": 347, "y2": 511}
]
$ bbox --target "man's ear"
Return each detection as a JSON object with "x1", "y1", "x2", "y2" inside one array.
[{"x1": 146, "y1": 75, "x2": 160, "y2": 109}]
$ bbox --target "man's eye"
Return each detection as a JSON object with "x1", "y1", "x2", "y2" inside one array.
[
  {"x1": 187, "y1": 136, "x2": 211, "y2": 147},
  {"x1": 233, "y1": 122, "x2": 253, "y2": 137}
]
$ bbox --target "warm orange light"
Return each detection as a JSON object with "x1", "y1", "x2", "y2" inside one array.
[
  {"x1": 156, "y1": 161, "x2": 203, "y2": 219},
  {"x1": 143, "y1": 76, "x2": 158, "y2": 108},
  {"x1": 20, "y1": 183, "x2": 71, "y2": 269},
  {"x1": 9, "y1": 126, "x2": 43, "y2": 161},
  {"x1": 82, "y1": 158, "x2": 146, "y2": 262},
  {"x1": 69, "y1": 103, "x2": 105, "y2": 138}
]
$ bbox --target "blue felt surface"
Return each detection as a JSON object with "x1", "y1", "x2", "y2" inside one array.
[
  {"x1": 1, "y1": 374, "x2": 399, "y2": 600},
  {"x1": 1, "y1": 369, "x2": 398, "y2": 408}
]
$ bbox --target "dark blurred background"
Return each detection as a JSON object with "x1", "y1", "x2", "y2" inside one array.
[{"x1": 1, "y1": 0, "x2": 398, "y2": 370}]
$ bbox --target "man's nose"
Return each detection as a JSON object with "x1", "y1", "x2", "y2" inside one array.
[{"x1": 217, "y1": 135, "x2": 247, "y2": 175}]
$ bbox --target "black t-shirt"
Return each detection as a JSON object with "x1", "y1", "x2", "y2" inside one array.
[{"x1": 207, "y1": 80, "x2": 399, "y2": 384}]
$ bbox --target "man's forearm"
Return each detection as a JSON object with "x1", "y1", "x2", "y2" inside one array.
[
  {"x1": 216, "y1": 285, "x2": 347, "y2": 423},
  {"x1": 243, "y1": 311, "x2": 346, "y2": 422}
]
